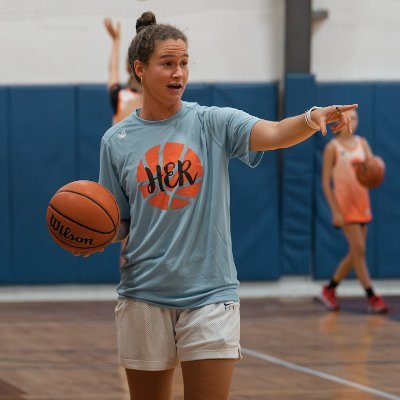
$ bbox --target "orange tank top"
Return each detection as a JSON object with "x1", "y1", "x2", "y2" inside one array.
[
  {"x1": 331, "y1": 136, "x2": 372, "y2": 224},
  {"x1": 113, "y1": 88, "x2": 142, "y2": 125}
]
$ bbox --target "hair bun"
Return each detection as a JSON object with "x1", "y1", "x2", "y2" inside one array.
[{"x1": 136, "y1": 11, "x2": 157, "y2": 33}]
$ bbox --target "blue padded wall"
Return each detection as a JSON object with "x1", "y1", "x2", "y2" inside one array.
[
  {"x1": 212, "y1": 83, "x2": 280, "y2": 280},
  {"x1": 281, "y1": 74, "x2": 316, "y2": 275},
  {"x1": 373, "y1": 83, "x2": 400, "y2": 277},
  {"x1": 8, "y1": 86, "x2": 80, "y2": 283},
  {"x1": 0, "y1": 88, "x2": 11, "y2": 282},
  {"x1": 182, "y1": 83, "x2": 213, "y2": 106},
  {"x1": 313, "y1": 83, "x2": 376, "y2": 279},
  {"x1": 3, "y1": 80, "x2": 398, "y2": 285},
  {"x1": 76, "y1": 85, "x2": 113, "y2": 181}
]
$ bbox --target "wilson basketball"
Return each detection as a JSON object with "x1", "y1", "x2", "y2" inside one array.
[
  {"x1": 46, "y1": 180, "x2": 120, "y2": 255},
  {"x1": 355, "y1": 156, "x2": 385, "y2": 189}
]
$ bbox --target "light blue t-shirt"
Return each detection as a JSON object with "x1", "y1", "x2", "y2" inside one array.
[{"x1": 99, "y1": 101, "x2": 262, "y2": 308}]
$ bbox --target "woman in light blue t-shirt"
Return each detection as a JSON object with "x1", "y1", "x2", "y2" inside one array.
[{"x1": 96, "y1": 10, "x2": 357, "y2": 400}]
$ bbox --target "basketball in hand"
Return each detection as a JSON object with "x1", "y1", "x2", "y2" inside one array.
[
  {"x1": 46, "y1": 180, "x2": 120, "y2": 255},
  {"x1": 355, "y1": 156, "x2": 385, "y2": 189}
]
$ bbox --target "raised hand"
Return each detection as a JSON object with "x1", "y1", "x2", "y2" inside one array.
[{"x1": 104, "y1": 18, "x2": 121, "y2": 41}]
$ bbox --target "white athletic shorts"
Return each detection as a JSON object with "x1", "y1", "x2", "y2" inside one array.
[{"x1": 115, "y1": 298, "x2": 241, "y2": 371}]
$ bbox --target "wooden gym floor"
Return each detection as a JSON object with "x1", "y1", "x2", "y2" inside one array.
[{"x1": 0, "y1": 296, "x2": 399, "y2": 400}]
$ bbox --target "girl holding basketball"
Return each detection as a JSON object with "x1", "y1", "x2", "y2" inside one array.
[
  {"x1": 99, "y1": 11, "x2": 357, "y2": 400},
  {"x1": 320, "y1": 109, "x2": 388, "y2": 314}
]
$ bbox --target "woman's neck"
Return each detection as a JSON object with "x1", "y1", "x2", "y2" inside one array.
[{"x1": 138, "y1": 99, "x2": 182, "y2": 121}]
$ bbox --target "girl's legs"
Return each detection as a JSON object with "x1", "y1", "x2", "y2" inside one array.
[
  {"x1": 332, "y1": 253, "x2": 353, "y2": 283},
  {"x1": 329, "y1": 224, "x2": 370, "y2": 285},
  {"x1": 324, "y1": 223, "x2": 388, "y2": 313},
  {"x1": 341, "y1": 223, "x2": 372, "y2": 288},
  {"x1": 125, "y1": 368, "x2": 175, "y2": 400},
  {"x1": 322, "y1": 223, "x2": 369, "y2": 311},
  {"x1": 181, "y1": 359, "x2": 236, "y2": 400}
]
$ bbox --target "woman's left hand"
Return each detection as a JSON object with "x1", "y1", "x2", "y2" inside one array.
[{"x1": 311, "y1": 104, "x2": 358, "y2": 135}]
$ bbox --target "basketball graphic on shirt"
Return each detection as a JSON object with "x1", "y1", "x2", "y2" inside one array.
[{"x1": 136, "y1": 143, "x2": 203, "y2": 210}]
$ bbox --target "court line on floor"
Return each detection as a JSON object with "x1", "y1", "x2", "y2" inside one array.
[{"x1": 242, "y1": 347, "x2": 400, "y2": 400}]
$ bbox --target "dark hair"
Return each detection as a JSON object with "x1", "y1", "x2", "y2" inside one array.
[{"x1": 128, "y1": 11, "x2": 188, "y2": 83}]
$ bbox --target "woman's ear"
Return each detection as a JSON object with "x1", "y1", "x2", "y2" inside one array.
[{"x1": 134, "y1": 60, "x2": 144, "y2": 80}]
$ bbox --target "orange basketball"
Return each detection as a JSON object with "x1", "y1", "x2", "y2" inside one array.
[
  {"x1": 46, "y1": 180, "x2": 120, "y2": 255},
  {"x1": 355, "y1": 156, "x2": 385, "y2": 189}
]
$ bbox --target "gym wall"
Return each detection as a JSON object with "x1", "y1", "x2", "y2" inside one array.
[{"x1": 1, "y1": 78, "x2": 399, "y2": 284}]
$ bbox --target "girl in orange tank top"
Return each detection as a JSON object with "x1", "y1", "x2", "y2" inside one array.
[
  {"x1": 320, "y1": 109, "x2": 388, "y2": 314},
  {"x1": 331, "y1": 135, "x2": 372, "y2": 224}
]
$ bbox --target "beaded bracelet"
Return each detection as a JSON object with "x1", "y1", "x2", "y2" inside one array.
[{"x1": 304, "y1": 106, "x2": 322, "y2": 131}]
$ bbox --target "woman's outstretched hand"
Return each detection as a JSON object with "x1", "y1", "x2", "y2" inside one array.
[{"x1": 312, "y1": 104, "x2": 358, "y2": 135}]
